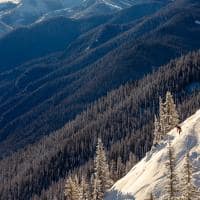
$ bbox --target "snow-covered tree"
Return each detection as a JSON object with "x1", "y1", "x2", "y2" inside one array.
[
  {"x1": 80, "y1": 176, "x2": 90, "y2": 200},
  {"x1": 164, "y1": 140, "x2": 179, "y2": 200},
  {"x1": 92, "y1": 138, "x2": 113, "y2": 200},
  {"x1": 164, "y1": 91, "x2": 180, "y2": 134},
  {"x1": 159, "y1": 96, "x2": 166, "y2": 136},
  {"x1": 180, "y1": 152, "x2": 200, "y2": 200},
  {"x1": 153, "y1": 115, "x2": 162, "y2": 145},
  {"x1": 64, "y1": 176, "x2": 81, "y2": 200},
  {"x1": 154, "y1": 92, "x2": 180, "y2": 145}
]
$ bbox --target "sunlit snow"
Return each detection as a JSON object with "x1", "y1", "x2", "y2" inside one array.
[
  {"x1": 105, "y1": 110, "x2": 200, "y2": 200},
  {"x1": 0, "y1": 0, "x2": 19, "y2": 3}
]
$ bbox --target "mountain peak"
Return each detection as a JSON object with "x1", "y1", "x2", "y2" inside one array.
[{"x1": 106, "y1": 109, "x2": 200, "y2": 200}]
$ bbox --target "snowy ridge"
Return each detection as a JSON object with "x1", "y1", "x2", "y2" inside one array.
[
  {"x1": 0, "y1": 0, "x2": 136, "y2": 37},
  {"x1": 0, "y1": 0, "x2": 19, "y2": 3},
  {"x1": 105, "y1": 110, "x2": 200, "y2": 200}
]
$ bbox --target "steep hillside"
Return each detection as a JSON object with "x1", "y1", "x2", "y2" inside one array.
[
  {"x1": 105, "y1": 109, "x2": 200, "y2": 200},
  {"x1": 0, "y1": 0, "x2": 172, "y2": 155},
  {"x1": 0, "y1": 0, "x2": 199, "y2": 158},
  {"x1": 1, "y1": 0, "x2": 200, "y2": 154},
  {"x1": 0, "y1": 0, "x2": 166, "y2": 70},
  {"x1": 0, "y1": 14, "x2": 110, "y2": 71},
  {"x1": 0, "y1": 51, "x2": 199, "y2": 199}
]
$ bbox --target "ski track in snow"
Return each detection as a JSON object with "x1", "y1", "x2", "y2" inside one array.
[{"x1": 105, "y1": 110, "x2": 200, "y2": 200}]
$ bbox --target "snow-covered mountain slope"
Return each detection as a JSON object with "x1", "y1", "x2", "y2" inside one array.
[
  {"x1": 0, "y1": 0, "x2": 136, "y2": 37},
  {"x1": 0, "y1": 0, "x2": 19, "y2": 3},
  {"x1": 105, "y1": 109, "x2": 200, "y2": 200}
]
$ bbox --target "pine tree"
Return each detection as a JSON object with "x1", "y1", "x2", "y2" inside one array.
[
  {"x1": 92, "y1": 138, "x2": 113, "y2": 200},
  {"x1": 164, "y1": 91, "x2": 180, "y2": 133},
  {"x1": 164, "y1": 140, "x2": 179, "y2": 200},
  {"x1": 153, "y1": 115, "x2": 162, "y2": 145},
  {"x1": 159, "y1": 96, "x2": 166, "y2": 137},
  {"x1": 116, "y1": 156, "x2": 125, "y2": 179},
  {"x1": 125, "y1": 152, "x2": 137, "y2": 174},
  {"x1": 157, "y1": 92, "x2": 180, "y2": 143},
  {"x1": 80, "y1": 176, "x2": 90, "y2": 200},
  {"x1": 180, "y1": 152, "x2": 200, "y2": 200},
  {"x1": 64, "y1": 176, "x2": 81, "y2": 200}
]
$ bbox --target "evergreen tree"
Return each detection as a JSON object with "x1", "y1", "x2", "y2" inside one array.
[
  {"x1": 125, "y1": 152, "x2": 137, "y2": 174},
  {"x1": 153, "y1": 115, "x2": 162, "y2": 145},
  {"x1": 164, "y1": 140, "x2": 179, "y2": 200},
  {"x1": 180, "y1": 152, "x2": 200, "y2": 200},
  {"x1": 80, "y1": 176, "x2": 90, "y2": 200},
  {"x1": 156, "y1": 92, "x2": 180, "y2": 145},
  {"x1": 116, "y1": 156, "x2": 125, "y2": 179},
  {"x1": 159, "y1": 96, "x2": 166, "y2": 137},
  {"x1": 64, "y1": 176, "x2": 81, "y2": 200},
  {"x1": 164, "y1": 91, "x2": 180, "y2": 133},
  {"x1": 92, "y1": 138, "x2": 113, "y2": 200}
]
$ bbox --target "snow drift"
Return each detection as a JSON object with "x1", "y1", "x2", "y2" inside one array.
[{"x1": 105, "y1": 109, "x2": 200, "y2": 200}]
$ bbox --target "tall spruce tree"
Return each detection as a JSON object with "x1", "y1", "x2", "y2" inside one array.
[
  {"x1": 155, "y1": 93, "x2": 180, "y2": 145},
  {"x1": 92, "y1": 138, "x2": 113, "y2": 200},
  {"x1": 80, "y1": 176, "x2": 90, "y2": 200},
  {"x1": 159, "y1": 96, "x2": 166, "y2": 137},
  {"x1": 164, "y1": 139, "x2": 179, "y2": 200},
  {"x1": 64, "y1": 176, "x2": 81, "y2": 200},
  {"x1": 164, "y1": 91, "x2": 180, "y2": 133},
  {"x1": 153, "y1": 115, "x2": 162, "y2": 145},
  {"x1": 180, "y1": 152, "x2": 200, "y2": 200}
]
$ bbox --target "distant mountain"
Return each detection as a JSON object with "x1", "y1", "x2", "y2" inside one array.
[
  {"x1": 0, "y1": 0, "x2": 199, "y2": 158},
  {"x1": 105, "y1": 109, "x2": 200, "y2": 200},
  {"x1": 0, "y1": 0, "x2": 166, "y2": 71},
  {"x1": 0, "y1": 14, "x2": 111, "y2": 71},
  {"x1": 0, "y1": 0, "x2": 138, "y2": 37}
]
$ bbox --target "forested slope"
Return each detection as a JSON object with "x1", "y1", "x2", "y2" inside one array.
[
  {"x1": 0, "y1": 0, "x2": 199, "y2": 157},
  {"x1": 0, "y1": 51, "x2": 199, "y2": 200}
]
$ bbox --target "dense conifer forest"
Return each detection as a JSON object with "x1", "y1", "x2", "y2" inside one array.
[
  {"x1": 0, "y1": 0, "x2": 199, "y2": 199},
  {"x1": 0, "y1": 51, "x2": 199, "y2": 200},
  {"x1": 0, "y1": 0, "x2": 199, "y2": 158}
]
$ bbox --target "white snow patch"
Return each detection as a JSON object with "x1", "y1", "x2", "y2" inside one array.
[
  {"x1": 0, "y1": 0, "x2": 19, "y2": 3},
  {"x1": 105, "y1": 110, "x2": 200, "y2": 200},
  {"x1": 195, "y1": 20, "x2": 200, "y2": 25}
]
